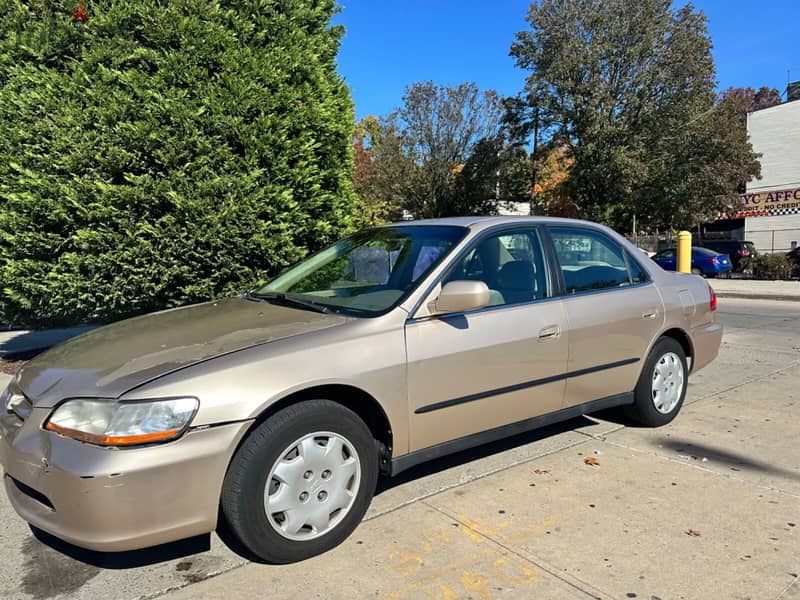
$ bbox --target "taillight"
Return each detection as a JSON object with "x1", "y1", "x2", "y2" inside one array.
[
  {"x1": 738, "y1": 249, "x2": 750, "y2": 256},
  {"x1": 708, "y1": 285, "x2": 717, "y2": 311},
  {"x1": 710, "y1": 257, "x2": 719, "y2": 265}
]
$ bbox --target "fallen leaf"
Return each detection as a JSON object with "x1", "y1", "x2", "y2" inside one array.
[
  {"x1": 533, "y1": 469, "x2": 550, "y2": 475},
  {"x1": 584, "y1": 457, "x2": 600, "y2": 466},
  {"x1": 686, "y1": 529, "x2": 702, "y2": 537}
]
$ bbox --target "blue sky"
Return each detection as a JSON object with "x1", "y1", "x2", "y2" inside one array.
[{"x1": 334, "y1": 0, "x2": 800, "y2": 119}]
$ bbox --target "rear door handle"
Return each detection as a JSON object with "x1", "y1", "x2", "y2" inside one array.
[
  {"x1": 538, "y1": 325, "x2": 560, "y2": 341},
  {"x1": 642, "y1": 310, "x2": 658, "y2": 319}
]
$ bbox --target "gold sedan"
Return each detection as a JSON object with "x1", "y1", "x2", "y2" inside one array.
[{"x1": 0, "y1": 216, "x2": 721, "y2": 563}]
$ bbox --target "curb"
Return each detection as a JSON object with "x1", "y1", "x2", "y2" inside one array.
[{"x1": 715, "y1": 292, "x2": 800, "y2": 302}]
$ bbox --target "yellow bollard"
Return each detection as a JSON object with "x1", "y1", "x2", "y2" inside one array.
[{"x1": 677, "y1": 230, "x2": 692, "y2": 273}]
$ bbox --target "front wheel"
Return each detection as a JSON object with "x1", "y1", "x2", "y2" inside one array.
[
  {"x1": 221, "y1": 400, "x2": 378, "y2": 563},
  {"x1": 625, "y1": 337, "x2": 688, "y2": 427}
]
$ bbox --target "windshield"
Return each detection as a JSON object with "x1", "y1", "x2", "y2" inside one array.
[{"x1": 253, "y1": 225, "x2": 468, "y2": 316}]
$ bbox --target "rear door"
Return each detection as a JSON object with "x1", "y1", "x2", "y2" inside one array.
[{"x1": 546, "y1": 226, "x2": 665, "y2": 408}]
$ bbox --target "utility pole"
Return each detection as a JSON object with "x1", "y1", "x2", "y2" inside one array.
[{"x1": 529, "y1": 106, "x2": 539, "y2": 216}]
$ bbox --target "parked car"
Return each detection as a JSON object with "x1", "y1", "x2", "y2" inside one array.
[
  {"x1": 0, "y1": 217, "x2": 722, "y2": 564},
  {"x1": 698, "y1": 239, "x2": 757, "y2": 272},
  {"x1": 651, "y1": 246, "x2": 732, "y2": 277}
]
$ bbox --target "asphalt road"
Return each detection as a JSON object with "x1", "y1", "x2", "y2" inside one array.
[{"x1": 1, "y1": 297, "x2": 799, "y2": 600}]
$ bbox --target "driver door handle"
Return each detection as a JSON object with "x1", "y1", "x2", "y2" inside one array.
[{"x1": 538, "y1": 325, "x2": 560, "y2": 341}]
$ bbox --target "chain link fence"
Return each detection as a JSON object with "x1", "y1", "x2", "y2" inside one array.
[{"x1": 744, "y1": 229, "x2": 800, "y2": 254}]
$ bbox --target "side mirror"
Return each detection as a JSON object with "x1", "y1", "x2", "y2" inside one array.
[{"x1": 434, "y1": 280, "x2": 490, "y2": 314}]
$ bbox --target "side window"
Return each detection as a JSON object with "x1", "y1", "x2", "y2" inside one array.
[
  {"x1": 549, "y1": 228, "x2": 631, "y2": 294},
  {"x1": 446, "y1": 229, "x2": 549, "y2": 306},
  {"x1": 626, "y1": 253, "x2": 650, "y2": 284}
]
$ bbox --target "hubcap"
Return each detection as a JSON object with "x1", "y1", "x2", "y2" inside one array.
[
  {"x1": 264, "y1": 432, "x2": 361, "y2": 541},
  {"x1": 651, "y1": 352, "x2": 685, "y2": 414}
]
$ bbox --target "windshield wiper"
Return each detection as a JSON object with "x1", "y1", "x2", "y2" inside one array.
[{"x1": 248, "y1": 292, "x2": 330, "y2": 314}]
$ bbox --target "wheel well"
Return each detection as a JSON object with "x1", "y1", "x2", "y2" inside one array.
[
  {"x1": 660, "y1": 328, "x2": 693, "y2": 362},
  {"x1": 246, "y1": 384, "x2": 393, "y2": 469}
]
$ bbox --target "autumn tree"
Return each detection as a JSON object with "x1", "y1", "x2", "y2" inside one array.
[{"x1": 510, "y1": 0, "x2": 761, "y2": 230}]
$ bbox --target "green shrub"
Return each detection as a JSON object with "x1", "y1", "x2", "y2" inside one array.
[
  {"x1": 0, "y1": 0, "x2": 357, "y2": 327},
  {"x1": 746, "y1": 254, "x2": 793, "y2": 280}
]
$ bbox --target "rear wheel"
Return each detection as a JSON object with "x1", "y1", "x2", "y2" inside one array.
[
  {"x1": 625, "y1": 337, "x2": 687, "y2": 427},
  {"x1": 221, "y1": 400, "x2": 378, "y2": 563}
]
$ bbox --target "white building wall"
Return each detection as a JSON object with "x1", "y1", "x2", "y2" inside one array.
[
  {"x1": 745, "y1": 213, "x2": 800, "y2": 253},
  {"x1": 746, "y1": 99, "x2": 800, "y2": 193},
  {"x1": 743, "y1": 98, "x2": 800, "y2": 252}
]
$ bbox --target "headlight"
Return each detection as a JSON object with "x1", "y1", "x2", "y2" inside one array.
[{"x1": 45, "y1": 397, "x2": 199, "y2": 447}]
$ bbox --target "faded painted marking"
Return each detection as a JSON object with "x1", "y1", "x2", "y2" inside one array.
[
  {"x1": 493, "y1": 557, "x2": 539, "y2": 586},
  {"x1": 388, "y1": 550, "x2": 424, "y2": 576},
  {"x1": 431, "y1": 584, "x2": 458, "y2": 600},
  {"x1": 506, "y1": 517, "x2": 556, "y2": 542},
  {"x1": 460, "y1": 571, "x2": 491, "y2": 599}
]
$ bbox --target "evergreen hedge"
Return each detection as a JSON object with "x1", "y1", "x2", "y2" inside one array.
[{"x1": 0, "y1": 0, "x2": 357, "y2": 327}]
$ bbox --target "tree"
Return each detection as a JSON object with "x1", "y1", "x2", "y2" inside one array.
[
  {"x1": 357, "y1": 82, "x2": 505, "y2": 220},
  {"x1": 0, "y1": 0, "x2": 357, "y2": 327},
  {"x1": 451, "y1": 140, "x2": 531, "y2": 215},
  {"x1": 534, "y1": 144, "x2": 576, "y2": 217},
  {"x1": 510, "y1": 0, "x2": 761, "y2": 230}
]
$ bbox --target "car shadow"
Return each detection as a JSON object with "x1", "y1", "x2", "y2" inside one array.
[
  {"x1": 375, "y1": 415, "x2": 597, "y2": 495},
  {"x1": 0, "y1": 326, "x2": 96, "y2": 361},
  {"x1": 29, "y1": 526, "x2": 212, "y2": 569},
  {"x1": 656, "y1": 437, "x2": 800, "y2": 482}
]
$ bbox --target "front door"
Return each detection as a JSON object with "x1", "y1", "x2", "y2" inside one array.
[{"x1": 404, "y1": 227, "x2": 569, "y2": 452}]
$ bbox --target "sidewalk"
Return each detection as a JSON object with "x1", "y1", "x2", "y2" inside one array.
[
  {"x1": 0, "y1": 326, "x2": 95, "y2": 361},
  {"x1": 709, "y1": 278, "x2": 800, "y2": 301}
]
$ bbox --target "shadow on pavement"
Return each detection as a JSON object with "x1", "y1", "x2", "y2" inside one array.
[
  {"x1": 657, "y1": 437, "x2": 800, "y2": 482},
  {"x1": 29, "y1": 526, "x2": 211, "y2": 569},
  {"x1": 0, "y1": 326, "x2": 96, "y2": 361},
  {"x1": 376, "y1": 415, "x2": 597, "y2": 495}
]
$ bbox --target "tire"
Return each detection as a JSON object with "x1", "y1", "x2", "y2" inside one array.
[
  {"x1": 691, "y1": 267, "x2": 703, "y2": 276},
  {"x1": 221, "y1": 400, "x2": 378, "y2": 563},
  {"x1": 625, "y1": 337, "x2": 688, "y2": 427}
]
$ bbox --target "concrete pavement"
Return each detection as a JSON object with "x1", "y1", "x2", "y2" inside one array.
[{"x1": 0, "y1": 298, "x2": 798, "y2": 600}]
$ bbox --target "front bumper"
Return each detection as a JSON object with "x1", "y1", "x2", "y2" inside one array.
[{"x1": 0, "y1": 408, "x2": 251, "y2": 552}]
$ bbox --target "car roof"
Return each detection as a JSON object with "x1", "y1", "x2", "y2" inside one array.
[{"x1": 383, "y1": 215, "x2": 608, "y2": 231}]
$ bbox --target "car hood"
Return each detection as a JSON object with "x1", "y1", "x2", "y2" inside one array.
[{"x1": 15, "y1": 297, "x2": 350, "y2": 407}]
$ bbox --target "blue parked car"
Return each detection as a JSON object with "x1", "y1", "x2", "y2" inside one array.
[{"x1": 651, "y1": 246, "x2": 732, "y2": 277}]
